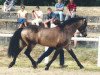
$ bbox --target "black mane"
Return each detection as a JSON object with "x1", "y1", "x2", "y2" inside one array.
[
  {"x1": 58, "y1": 17, "x2": 85, "y2": 28},
  {"x1": 25, "y1": 25, "x2": 39, "y2": 32}
]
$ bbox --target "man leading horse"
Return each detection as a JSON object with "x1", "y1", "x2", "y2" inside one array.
[{"x1": 8, "y1": 17, "x2": 87, "y2": 70}]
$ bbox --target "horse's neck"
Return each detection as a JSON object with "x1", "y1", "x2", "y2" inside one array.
[{"x1": 64, "y1": 23, "x2": 77, "y2": 36}]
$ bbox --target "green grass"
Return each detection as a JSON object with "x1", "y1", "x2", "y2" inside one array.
[{"x1": 0, "y1": 45, "x2": 100, "y2": 71}]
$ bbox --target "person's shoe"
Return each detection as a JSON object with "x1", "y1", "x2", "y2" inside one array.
[{"x1": 60, "y1": 65, "x2": 68, "y2": 68}]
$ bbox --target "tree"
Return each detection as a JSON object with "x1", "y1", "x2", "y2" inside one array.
[
  {"x1": 1, "y1": 0, "x2": 100, "y2": 6},
  {"x1": 0, "y1": 0, "x2": 5, "y2": 5}
]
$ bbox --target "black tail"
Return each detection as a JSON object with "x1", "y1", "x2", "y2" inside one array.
[{"x1": 8, "y1": 28, "x2": 23, "y2": 58}]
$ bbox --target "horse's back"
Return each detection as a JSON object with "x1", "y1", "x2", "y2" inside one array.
[
  {"x1": 21, "y1": 25, "x2": 68, "y2": 47},
  {"x1": 21, "y1": 25, "x2": 39, "y2": 45}
]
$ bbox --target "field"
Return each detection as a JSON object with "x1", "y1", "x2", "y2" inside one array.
[
  {"x1": 0, "y1": 5, "x2": 100, "y2": 75},
  {"x1": 0, "y1": 67, "x2": 100, "y2": 75},
  {"x1": 0, "y1": 44, "x2": 100, "y2": 75}
]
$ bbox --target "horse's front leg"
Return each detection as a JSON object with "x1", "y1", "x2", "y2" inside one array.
[
  {"x1": 24, "y1": 44, "x2": 37, "y2": 69},
  {"x1": 66, "y1": 48, "x2": 84, "y2": 69},
  {"x1": 45, "y1": 48, "x2": 61, "y2": 70}
]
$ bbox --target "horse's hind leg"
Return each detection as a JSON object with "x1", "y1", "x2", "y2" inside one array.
[
  {"x1": 45, "y1": 48, "x2": 61, "y2": 70},
  {"x1": 24, "y1": 44, "x2": 37, "y2": 69},
  {"x1": 9, "y1": 56, "x2": 17, "y2": 68},
  {"x1": 67, "y1": 49, "x2": 84, "y2": 69},
  {"x1": 9, "y1": 40, "x2": 26, "y2": 68},
  {"x1": 9, "y1": 47, "x2": 24, "y2": 68}
]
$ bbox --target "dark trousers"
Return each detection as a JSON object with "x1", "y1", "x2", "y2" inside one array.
[{"x1": 37, "y1": 47, "x2": 64, "y2": 65}]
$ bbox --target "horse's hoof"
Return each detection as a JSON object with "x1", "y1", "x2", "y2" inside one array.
[
  {"x1": 80, "y1": 66, "x2": 84, "y2": 69},
  {"x1": 8, "y1": 65, "x2": 12, "y2": 68},
  {"x1": 8, "y1": 64, "x2": 13, "y2": 68},
  {"x1": 33, "y1": 65, "x2": 37, "y2": 69},
  {"x1": 33, "y1": 64, "x2": 37, "y2": 69},
  {"x1": 60, "y1": 65, "x2": 68, "y2": 68},
  {"x1": 8, "y1": 62, "x2": 15, "y2": 68},
  {"x1": 32, "y1": 61, "x2": 37, "y2": 69},
  {"x1": 45, "y1": 67, "x2": 49, "y2": 70},
  {"x1": 36, "y1": 62, "x2": 39, "y2": 66}
]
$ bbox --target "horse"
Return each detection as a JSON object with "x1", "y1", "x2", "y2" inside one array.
[{"x1": 8, "y1": 17, "x2": 87, "y2": 70}]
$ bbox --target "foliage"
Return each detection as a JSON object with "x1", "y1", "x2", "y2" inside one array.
[
  {"x1": 0, "y1": 0, "x2": 5, "y2": 5},
  {"x1": 0, "y1": 0, "x2": 100, "y2": 6}
]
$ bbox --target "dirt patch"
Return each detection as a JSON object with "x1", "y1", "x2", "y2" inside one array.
[{"x1": 0, "y1": 67, "x2": 100, "y2": 75}]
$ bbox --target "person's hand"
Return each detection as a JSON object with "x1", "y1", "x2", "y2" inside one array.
[
  {"x1": 68, "y1": 12, "x2": 72, "y2": 16},
  {"x1": 56, "y1": 9, "x2": 58, "y2": 11},
  {"x1": 56, "y1": 8, "x2": 64, "y2": 11},
  {"x1": 69, "y1": 13, "x2": 72, "y2": 16},
  {"x1": 56, "y1": 8, "x2": 60, "y2": 11}
]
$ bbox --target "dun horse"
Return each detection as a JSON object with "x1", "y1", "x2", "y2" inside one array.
[{"x1": 8, "y1": 17, "x2": 87, "y2": 70}]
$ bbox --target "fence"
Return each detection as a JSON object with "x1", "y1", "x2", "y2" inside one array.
[
  {"x1": 71, "y1": 36, "x2": 100, "y2": 67},
  {"x1": 0, "y1": 33, "x2": 100, "y2": 67}
]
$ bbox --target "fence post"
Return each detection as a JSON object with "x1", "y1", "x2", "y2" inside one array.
[
  {"x1": 44, "y1": 46, "x2": 49, "y2": 64},
  {"x1": 97, "y1": 36, "x2": 100, "y2": 67}
]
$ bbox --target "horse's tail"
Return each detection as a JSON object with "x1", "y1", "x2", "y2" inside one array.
[{"x1": 8, "y1": 28, "x2": 23, "y2": 58}]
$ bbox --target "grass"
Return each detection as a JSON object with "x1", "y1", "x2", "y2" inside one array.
[{"x1": 0, "y1": 45, "x2": 100, "y2": 71}]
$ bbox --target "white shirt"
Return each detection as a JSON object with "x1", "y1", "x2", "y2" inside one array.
[
  {"x1": 17, "y1": 10, "x2": 28, "y2": 18},
  {"x1": 34, "y1": 10, "x2": 43, "y2": 19}
]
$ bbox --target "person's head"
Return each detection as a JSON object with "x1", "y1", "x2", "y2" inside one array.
[
  {"x1": 35, "y1": 6, "x2": 40, "y2": 11},
  {"x1": 69, "y1": 0, "x2": 74, "y2": 3},
  {"x1": 47, "y1": 8, "x2": 52, "y2": 14},
  {"x1": 58, "y1": 0, "x2": 63, "y2": 3},
  {"x1": 20, "y1": 5, "x2": 25, "y2": 10}
]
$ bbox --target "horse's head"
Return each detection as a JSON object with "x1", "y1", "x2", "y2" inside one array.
[{"x1": 77, "y1": 18, "x2": 87, "y2": 37}]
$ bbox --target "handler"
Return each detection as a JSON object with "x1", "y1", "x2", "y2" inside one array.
[{"x1": 37, "y1": 8, "x2": 65, "y2": 67}]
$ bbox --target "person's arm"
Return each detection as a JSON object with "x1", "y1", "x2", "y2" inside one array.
[
  {"x1": 25, "y1": 13, "x2": 28, "y2": 19},
  {"x1": 55, "y1": 3, "x2": 58, "y2": 11},
  {"x1": 32, "y1": 10, "x2": 36, "y2": 19},
  {"x1": 67, "y1": 4, "x2": 71, "y2": 15},
  {"x1": 25, "y1": 11, "x2": 28, "y2": 20},
  {"x1": 52, "y1": 13, "x2": 56, "y2": 19},
  {"x1": 57, "y1": 7, "x2": 64, "y2": 11},
  {"x1": 17, "y1": 13, "x2": 20, "y2": 18},
  {"x1": 34, "y1": 11, "x2": 41, "y2": 18},
  {"x1": 40, "y1": 11, "x2": 43, "y2": 19},
  {"x1": 32, "y1": 13, "x2": 35, "y2": 19},
  {"x1": 72, "y1": 4, "x2": 77, "y2": 12},
  {"x1": 17, "y1": 10, "x2": 20, "y2": 18},
  {"x1": 17, "y1": 11, "x2": 20, "y2": 21},
  {"x1": 35, "y1": 12, "x2": 39, "y2": 18}
]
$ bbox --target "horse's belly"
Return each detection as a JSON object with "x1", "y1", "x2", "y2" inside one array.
[
  {"x1": 38, "y1": 38, "x2": 58, "y2": 47},
  {"x1": 37, "y1": 35, "x2": 67, "y2": 47},
  {"x1": 37, "y1": 29, "x2": 67, "y2": 47}
]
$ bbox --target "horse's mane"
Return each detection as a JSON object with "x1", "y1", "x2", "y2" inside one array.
[
  {"x1": 24, "y1": 17, "x2": 86, "y2": 32},
  {"x1": 59, "y1": 17, "x2": 85, "y2": 28},
  {"x1": 25, "y1": 25, "x2": 40, "y2": 32}
]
